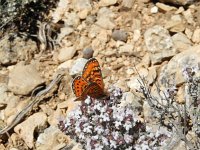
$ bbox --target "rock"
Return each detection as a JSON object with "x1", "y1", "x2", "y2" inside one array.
[
  {"x1": 57, "y1": 60, "x2": 74, "y2": 70},
  {"x1": 96, "y1": 7, "x2": 116, "y2": 30},
  {"x1": 99, "y1": 0, "x2": 118, "y2": 6},
  {"x1": 14, "y1": 112, "x2": 47, "y2": 148},
  {"x1": 165, "y1": 15, "x2": 185, "y2": 32},
  {"x1": 64, "y1": 12, "x2": 80, "y2": 27},
  {"x1": 156, "y1": 2, "x2": 176, "y2": 12},
  {"x1": 57, "y1": 46, "x2": 76, "y2": 62},
  {"x1": 0, "y1": 35, "x2": 37, "y2": 65},
  {"x1": 112, "y1": 30, "x2": 128, "y2": 42},
  {"x1": 144, "y1": 25, "x2": 176, "y2": 64},
  {"x1": 36, "y1": 126, "x2": 70, "y2": 150},
  {"x1": 133, "y1": 29, "x2": 141, "y2": 42},
  {"x1": 172, "y1": 32, "x2": 192, "y2": 52},
  {"x1": 183, "y1": 9, "x2": 195, "y2": 24},
  {"x1": 0, "y1": 83, "x2": 9, "y2": 107},
  {"x1": 185, "y1": 28, "x2": 193, "y2": 39},
  {"x1": 57, "y1": 26, "x2": 74, "y2": 43},
  {"x1": 120, "y1": 92, "x2": 142, "y2": 111},
  {"x1": 118, "y1": 44, "x2": 134, "y2": 55},
  {"x1": 159, "y1": 0, "x2": 194, "y2": 5},
  {"x1": 70, "y1": 58, "x2": 88, "y2": 75},
  {"x1": 151, "y1": 6, "x2": 158, "y2": 14},
  {"x1": 83, "y1": 47, "x2": 94, "y2": 59},
  {"x1": 192, "y1": 28, "x2": 200, "y2": 43},
  {"x1": 72, "y1": 0, "x2": 92, "y2": 12},
  {"x1": 159, "y1": 45, "x2": 200, "y2": 87},
  {"x1": 122, "y1": 0, "x2": 134, "y2": 9},
  {"x1": 8, "y1": 63, "x2": 44, "y2": 95}
]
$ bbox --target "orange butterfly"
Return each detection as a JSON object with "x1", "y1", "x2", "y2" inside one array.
[{"x1": 72, "y1": 58, "x2": 105, "y2": 101}]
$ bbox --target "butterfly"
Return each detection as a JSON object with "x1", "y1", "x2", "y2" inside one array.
[{"x1": 72, "y1": 58, "x2": 105, "y2": 101}]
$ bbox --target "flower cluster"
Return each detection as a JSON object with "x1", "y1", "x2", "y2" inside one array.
[{"x1": 59, "y1": 87, "x2": 145, "y2": 150}]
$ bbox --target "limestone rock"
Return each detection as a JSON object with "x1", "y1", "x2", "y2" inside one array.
[
  {"x1": 70, "y1": 58, "x2": 88, "y2": 75},
  {"x1": 8, "y1": 63, "x2": 44, "y2": 95},
  {"x1": 36, "y1": 126, "x2": 70, "y2": 150},
  {"x1": 144, "y1": 25, "x2": 176, "y2": 64},
  {"x1": 14, "y1": 112, "x2": 47, "y2": 148},
  {"x1": 99, "y1": 0, "x2": 118, "y2": 6},
  {"x1": 58, "y1": 46, "x2": 76, "y2": 62}
]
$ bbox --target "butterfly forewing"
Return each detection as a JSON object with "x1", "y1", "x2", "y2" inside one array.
[
  {"x1": 82, "y1": 58, "x2": 104, "y2": 89},
  {"x1": 72, "y1": 76, "x2": 89, "y2": 97}
]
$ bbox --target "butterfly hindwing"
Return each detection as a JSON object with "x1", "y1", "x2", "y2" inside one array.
[
  {"x1": 72, "y1": 76, "x2": 88, "y2": 97},
  {"x1": 82, "y1": 58, "x2": 104, "y2": 89}
]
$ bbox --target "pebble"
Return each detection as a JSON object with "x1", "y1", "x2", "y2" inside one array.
[
  {"x1": 122, "y1": 0, "x2": 134, "y2": 9},
  {"x1": 83, "y1": 47, "x2": 94, "y2": 59},
  {"x1": 8, "y1": 63, "x2": 44, "y2": 95},
  {"x1": 14, "y1": 112, "x2": 47, "y2": 148},
  {"x1": 118, "y1": 44, "x2": 134, "y2": 54},
  {"x1": 99, "y1": 0, "x2": 118, "y2": 6},
  {"x1": 112, "y1": 30, "x2": 128, "y2": 42},
  {"x1": 151, "y1": 6, "x2": 158, "y2": 14},
  {"x1": 70, "y1": 58, "x2": 88, "y2": 75},
  {"x1": 156, "y1": 2, "x2": 176, "y2": 12},
  {"x1": 144, "y1": 25, "x2": 176, "y2": 64},
  {"x1": 192, "y1": 27, "x2": 200, "y2": 43},
  {"x1": 57, "y1": 46, "x2": 76, "y2": 62}
]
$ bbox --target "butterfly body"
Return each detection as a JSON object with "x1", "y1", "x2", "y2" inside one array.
[{"x1": 72, "y1": 58, "x2": 105, "y2": 101}]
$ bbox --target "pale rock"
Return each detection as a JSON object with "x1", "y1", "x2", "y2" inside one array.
[
  {"x1": 70, "y1": 58, "x2": 88, "y2": 75},
  {"x1": 165, "y1": 15, "x2": 185, "y2": 32},
  {"x1": 126, "y1": 68, "x2": 134, "y2": 75},
  {"x1": 96, "y1": 7, "x2": 116, "y2": 30},
  {"x1": 114, "y1": 79, "x2": 129, "y2": 92},
  {"x1": 52, "y1": 0, "x2": 69, "y2": 23},
  {"x1": 143, "y1": 101, "x2": 154, "y2": 123},
  {"x1": 182, "y1": 9, "x2": 195, "y2": 24},
  {"x1": 36, "y1": 126, "x2": 70, "y2": 150},
  {"x1": 156, "y1": 2, "x2": 176, "y2": 12},
  {"x1": 133, "y1": 29, "x2": 141, "y2": 42},
  {"x1": 0, "y1": 83, "x2": 9, "y2": 106},
  {"x1": 57, "y1": 26, "x2": 74, "y2": 43},
  {"x1": 99, "y1": 0, "x2": 118, "y2": 7},
  {"x1": 192, "y1": 28, "x2": 200, "y2": 43},
  {"x1": 175, "y1": 7, "x2": 184, "y2": 14},
  {"x1": 8, "y1": 63, "x2": 44, "y2": 95},
  {"x1": 159, "y1": 45, "x2": 200, "y2": 87},
  {"x1": 120, "y1": 92, "x2": 142, "y2": 110},
  {"x1": 76, "y1": 36, "x2": 91, "y2": 50},
  {"x1": 58, "y1": 97, "x2": 80, "y2": 113},
  {"x1": 151, "y1": 6, "x2": 158, "y2": 14},
  {"x1": 0, "y1": 35, "x2": 37, "y2": 65},
  {"x1": 88, "y1": 25, "x2": 102, "y2": 38},
  {"x1": 122, "y1": 0, "x2": 134, "y2": 9},
  {"x1": 176, "y1": 85, "x2": 185, "y2": 104},
  {"x1": 64, "y1": 12, "x2": 80, "y2": 27},
  {"x1": 146, "y1": 66, "x2": 157, "y2": 85},
  {"x1": 48, "y1": 109, "x2": 64, "y2": 126},
  {"x1": 73, "y1": 0, "x2": 92, "y2": 12},
  {"x1": 141, "y1": 53, "x2": 151, "y2": 67},
  {"x1": 185, "y1": 28, "x2": 193, "y2": 39},
  {"x1": 159, "y1": 0, "x2": 194, "y2": 5},
  {"x1": 172, "y1": 32, "x2": 192, "y2": 52},
  {"x1": 144, "y1": 25, "x2": 176, "y2": 64},
  {"x1": 118, "y1": 44, "x2": 134, "y2": 54},
  {"x1": 57, "y1": 60, "x2": 74, "y2": 70},
  {"x1": 78, "y1": 9, "x2": 89, "y2": 19},
  {"x1": 14, "y1": 112, "x2": 47, "y2": 148},
  {"x1": 58, "y1": 46, "x2": 76, "y2": 62}
]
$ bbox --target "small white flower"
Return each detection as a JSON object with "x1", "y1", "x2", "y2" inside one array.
[
  {"x1": 94, "y1": 143, "x2": 103, "y2": 150},
  {"x1": 124, "y1": 133, "x2": 133, "y2": 143},
  {"x1": 112, "y1": 131, "x2": 119, "y2": 140},
  {"x1": 114, "y1": 120, "x2": 121, "y2": 128},
  {"x1": 79, "y1": 132, "x2": 85, "y2": 140},
  {"x1": 125, "y1": 146, "x2": 133, "y2": 150},
  {"x1": 94, "y1": 125, "x2": 104, "y2": 134},
  {"x1": 101, "y1": 136, "x2": 109, "y2": 145},
  {"x1": 83, "y1": 123, "x2": 93, "y2": 133},
  {"x1": 85, "y1": 96, "x2": 91, "y2": 104},
  {"x1": 110, "y1": 140, "x2": 117, "y2": 148},
  {"x1": 124, "y1": 121, "x2": 132, "y2": 131},
  {"x1": 94, "y1": 102, "x2": 102, "y2": 110},
  {"x1": 100, "y1": 113, "x2": 110, "y2": 122}
]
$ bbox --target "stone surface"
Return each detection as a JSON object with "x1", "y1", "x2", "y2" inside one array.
[
  {"x1": 159, "y1": 0, "x2": 193, "y2": 5},
  {"x1": 99, "y1": 0, "x2": 118, "y2": 6},
  {"x1": 192, "y1": 28, "x2": 200, "y2": 43},
  {"x1": 58, "y1": 46, "x2": 76, "y2": 62},
  {"x1": 112, "y1": 30, "x2": 128, "y2": 42},
  {"x1": 14, "y1": 112, "x2": 47, "y2": 148},
  {"x1": 0, "y1": 35, "x2": 37, "y2": 65},
  {"x1": 159, "y1": 45, "x2": 200, "y2": 87},
  {"x1": 96, "y1": 7, "x2": 116, "y2": 30},
  {"x1": 83, "y1": 47, "x2": 94, "y2": 59},
  {"x1": 156, "y1": 2, "x2": 176, "y2": 12},
  {"x1": 118, "y1": 44, "x2": 134, "y2": 55},
  {"x1": 172, "y1": 32, "x2": 192, "y2": 52},
  {"x1": 70, "y1": 58, "x2": 88, "y2": 75},
  {"x1": 36, "y1": 126, "x2": 69, "y2": 150},
  {"x1": 8, "y1": 63, "x2": 44, "y2": 95},
  {"x1": 144, "y1": 25, "x2": 176, "y2": 64}
]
